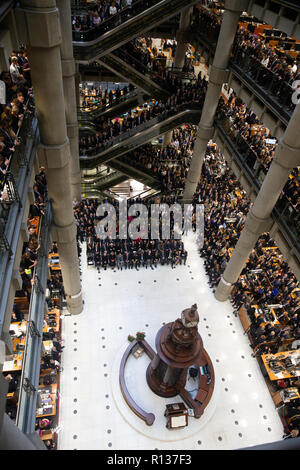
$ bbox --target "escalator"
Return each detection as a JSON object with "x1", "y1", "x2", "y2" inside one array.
[
  {"x1": 73, "y1": 0, "x2": 200, "y2": 63},
  {"x1": 80, "y1": 105, "x2": 202, "y2": 169},
  {"x1": 98, "y1": 52, "x2": 170, "y2": 99},
  {"x1": 81, "y1": 169, "x2": 128, "y2": 191},
  {"x1": 78, "y1": 89, "x2": 150, "y2": 123},
  {"x1": 107, "y1": 158, "x2": 162, "y2": 190}
]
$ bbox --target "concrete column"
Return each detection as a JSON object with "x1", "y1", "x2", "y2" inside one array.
[
  {"x1": 19, "y1": 0, "x2": 83, "y2": 315},
  {"x1": 0, "y1": 413, "x2": 45, "y2": 450},
  {"x1": 174, "y1": 6, "x2": 193, "y2": 70},
  {"x1": 183, "y1": 0, "x2": 250, "y2": 201},
  {"x1": 56, "y1": 0, "x2": 81, "y2": 203},
  {"x1": 75, "y1": 63, "x2": 81, "y2": 108},
  {"x1": 215, "y1": 102, "x2": 300, "y2": 301}
]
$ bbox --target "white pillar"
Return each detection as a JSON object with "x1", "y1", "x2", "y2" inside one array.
[{"x1": 183, "y1": 0, "x2": 250, "y2": 201}]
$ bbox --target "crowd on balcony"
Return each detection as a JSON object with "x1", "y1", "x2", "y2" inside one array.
[
  {"x1": 194, "y1": 143, "x2": 300, "y2": 434},
  {"x1": 72, "y1": 0, "x2": 134, "y2": 34},
  {"x1": 119, "y1": 126, "x2": 195, "y2": 194},
  {"x1": 74, "y1": 197, "x2": 188, "y2": 270},
  {"x1": 195, "y1": 5, "x2": 300, "y2": 110},
  {"x1": 79, "y1": 75, "x2": 207, "y2": 155},
  {"x1": 80, "y1": 82, "x2": 135, "y2": 112},
  {"x1": 0, "y1": 48, "x2": 33, "y2": 201},
  {"x1": 216, "y1": 92, "x2": 300, "y2": 221},
  {"x1": 194, "y1": 143, "x2": 300, "y2": 410},
  {"x1": 233, "y1": 28, "x2": 300, "y2": 87},
  {"x1": 217, "y1": 92, "x2": 277, "y2": 172}
]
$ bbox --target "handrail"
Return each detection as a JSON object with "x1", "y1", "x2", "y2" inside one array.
[
  {"x1": 214, "y1": 112, "x2": 300, "y2": 260},
  {"x1": 0, "y1": 96, "x2": 34, "y2": 199},
  {"x1": 73, "y1": 0, "x2": 200, "y2": 61},
  {"x1": 80, "y1": 103, "x2": 203, "y2": 159},
  {"x1": 16, "y1": 198, "x2": 52, "y2": 434},
  {"x1": 72, "y1": 0, "x2": 152, "y2": 42},
  {"x1": 187, "y1": 17, "x2": 296, "y2": 124},
  {"x1": 78, "y1": 88, "x2": 139, "y2": 119}
]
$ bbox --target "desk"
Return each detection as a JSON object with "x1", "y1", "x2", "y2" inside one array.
[
  {"x1": 43, "y1": 340, "x2": 53, "y2": 354},
  {"x1": 48, "y1": 254, "x2": 61, "y2": 271},
  {"x1": 9, "y1": 321, "x2": 27, "y2": 337},
  {"x1": 40, "y1": 430, "x2": 53, "y2": 441},
  {"x1": 3, "y1": 324, "x2": 27, "y2": 372},
  {"x1": 262, "y1": 349, "x2": 300, "y2": 381},
  {"x1": 43, "y1": 308, "x2": 60, "y2": 333},
  {"x1": 238, "y1": 305, "x2": 251, "y2": 332},
  {"x1": 36, "y1": 383, "x2": 57, "y2": 418}
]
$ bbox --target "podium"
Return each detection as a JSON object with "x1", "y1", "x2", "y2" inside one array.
[{"x1": 164, "y1": 402, "x2": 188, "y2": 429}]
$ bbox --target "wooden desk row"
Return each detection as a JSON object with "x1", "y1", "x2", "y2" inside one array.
[{"x1": 262, "y1": 349, "x2": 300, "y2": 381}]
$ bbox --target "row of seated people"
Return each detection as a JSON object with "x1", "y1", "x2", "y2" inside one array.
[
  {"x1": 217, "y1": 93, "x2": 299, "y2": 212},
  {"x1": 74, "y1": 196, "x2": 188, "y2": 271},
  {"x1": 79, "y1": 75, "x2": 207, "y2": 155},
  {"x1": 72, "y1": 0, "x2": 134, "y2": 33},
  {"x1": 118, "y1": 125, "x2": 196, "y2": 194},
  {"x1": 86, "y1": 238, "x2": 188, "y2": 270},
  {"x1": 0, "y1": 48, "x2": 33, "y2": 200}
]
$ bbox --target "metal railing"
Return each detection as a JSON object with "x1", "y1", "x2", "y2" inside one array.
[
  {"x1": 79, "y1": 101, "x2": 204, "y2": 159},
  {"x1": 0, "y1": 96, "x2": 35, "y2": 221},
  {"x1": 214, "y1": 110, "x2": 300, "y2": 260},
  {"x1": 16, "y1": 199, "x2": 52, "y2": 434},
  {"x1": 230, "y1": 46, "x2": 296, "y2": 122},
  {"x1": 72, "y1": 0, "x2": 151, "y2": 42},
  {"x1": 78, "y1": 88, "x2": 138, "y2": 121},
  {"x1": 188, "y1": 18, "x2": 297, "y2": 124},
  {"x1": 0, "y1": 108, "x2": 39, "y2": 338}
]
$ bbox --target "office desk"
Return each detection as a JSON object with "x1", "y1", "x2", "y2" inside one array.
[
  {"x1": 2, "y1": 325, "x2": 27, "y2": 372},
  {"x1": 262, "y1": 349, "x2": 300, "y2": 381},
  {"x1": 36, "y1": 383, "x2": 57, "y2": 418},
  {"x1": 43, "y1": 308, "x2": 60, "y2": 333},
  {"x1": 238, "y1": 305, "x2": 251, "y2": 332},
  {"x1": 43, "y1": 340, "x2": 53, "y2": 354}
]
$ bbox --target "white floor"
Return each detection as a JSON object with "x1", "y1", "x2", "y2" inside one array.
[{"x1": 57, "y1": 233, "x2": 284, "y2": 450}]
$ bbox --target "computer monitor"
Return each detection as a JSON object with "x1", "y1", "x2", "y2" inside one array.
[
  {"x1": 284, "y1": 43, "x2": 292, "y2": 51},
  {"x1": 272, "y1": 30, "x2": 282, "y2": 37},
  {"x1": 247, "y1": 24, "x2": 255, "y2": 34},
  {"x1": 294, "y1": 43, "x2": 300, "y2": 51},
  {"x1": 263, "y1": 28, "x2": 271, "y2": 35}
]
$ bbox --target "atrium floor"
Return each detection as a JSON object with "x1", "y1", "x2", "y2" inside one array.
[{"x1": 57, "y1": 233, "x2": 283, "y2": 450}]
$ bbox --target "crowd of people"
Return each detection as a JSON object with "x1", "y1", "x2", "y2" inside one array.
[
  {"x1": 216, "y1": 92, "x2": 299, "y2": 224},
  {"x1": 233, "y1": 27, "x2": 300, "y2": 90},
  {"x1": 195, "y1": 6, "x2": 300, "y2": 110},
  {"x1": 119, "y1": 126, "x2": 195, "y2": 193},
  {"x1": 74, "y1": 196, "x2": 188, "y2": 271},
  {"x1": 79, "y1": 74, "x2": 207, "y2": 156},
  {"x1": 72, "y1": 0, "x2": 135, "y2": 35},
  {"x1": 217, "y1": 92, "x2": 277, "y2": 172},
  {"x1": 80, "y1": 82, "x2": 135, "y2": 112},
  {"x1": 0, "y1": 48, "x2": 33, "y2": 200},
  {"x1": 191, "y1": 141, "x2": 300, "y2": 436}
]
